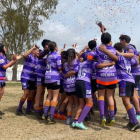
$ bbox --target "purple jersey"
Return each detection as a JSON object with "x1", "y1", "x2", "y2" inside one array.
[
  {"x1": 124, "y1": 45, "x2": 140, "y2": 75},
  {"x1": 45, "y1": 52, "x2": 61, "y2": 84},
  {"x1": 116, "y1": 54, "x2": 135, "y2": 83},
  {"x1": 35, "y1": 51, "x2": 47, "y2": 77},
  {"x1": 76, "y1": 60, "x2": 98, "y2": 83},
  {"x1": 88, "y1": 46, "x2": 118, "y2": 85},
  {"x1": 63, "y1": 59, "x2": 79, "y2": 92},
  {"x1": 82, "y1": 50, "x2": 91, "y2": 61},
  {"x1": 21, "y1": 54, "x2": 38, "y2": 81},
  {"x1": 0, "y1": 54, "x2": 9, "y2": 82}
]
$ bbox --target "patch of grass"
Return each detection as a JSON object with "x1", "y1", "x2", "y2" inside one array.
[{"x1": 6, "y1": 82, "x2": 21, "y2": 87}]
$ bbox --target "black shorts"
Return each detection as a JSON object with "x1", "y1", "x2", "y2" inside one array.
[
  {"x1": 46, "y1": 82, "x2": 60, "y2": 90},
  {"x1": 21, "y1": 78, "x2": 37, "y2": 90},
  {"x1": 66, "y1": 91, "x2": 76, "y2": 96},
  {"x1": 134, "y1": 75, "x2": 140, "y2": 88},
  {"x1": 0, "y1": 82, "x2": 6, "y2": 88},
  {"x1": 97, "y1": 84, "x2": 116, "y2": 90},
  {"x1": 59, "y1": 79, "x2": 64, "y2": 93},
  {"x1": 119, "y1": 81, "x2": 134, "y2": 97},
  {"x1": 75, "y1": 80, "x2": 92, "y2": 98},
  {"x1": 91, "y1": 79, "x2": 97, "y2": 94}
]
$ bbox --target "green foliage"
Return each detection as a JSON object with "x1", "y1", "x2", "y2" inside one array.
[{"x1": 0, "y1": 0, "x2": 58, "y2": 55}]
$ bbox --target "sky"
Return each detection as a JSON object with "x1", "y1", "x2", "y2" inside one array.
[{"x1": 37, "y1": 0, "x2": 140, "y2": 52}]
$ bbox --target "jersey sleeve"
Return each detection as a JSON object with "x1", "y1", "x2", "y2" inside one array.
[
  {"x1": 56, "y1": 54, "x2": 62, "y2": 68},
  {"x1": 0, "y1": 56, "x2": 7, "y2": 67},
  {"x1": 126, "y1": 46, "x2": 134, "y2": 54},
  {"x1": 87, "y1": 52, "x2": 96, "y2": 60},
  {"x1": 92, "y1": 62, "x2": 100, "y2": 70}
]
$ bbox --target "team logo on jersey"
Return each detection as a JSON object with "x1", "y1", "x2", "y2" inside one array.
[
  {"x1": 22, "y1": 82, "x2": 26, "y2": 86},
  {"x1": 120, "y1": 87, "x2": 124, "y2": 92},
  {"x1": 0, "y1": 59, "x2": 4, "y2": 64},
  {"x1": 37, "y1": 78, "x2": 41, "y2": 81}
]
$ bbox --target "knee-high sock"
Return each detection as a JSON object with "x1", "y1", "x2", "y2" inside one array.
[
  {"x1": 98, "y1": 96, "x2": 105, "y2": 118},
  {"x1": 50, "y1": 101, "x2": 57, "y2": 117},
  {"x1": 127, "y1": 104, "x2": 138, "y2": 125},
  {"x1": 67, "y1": 111, "x2": 72, "y2": 118},
  {"x1": 34, "y1": 106, "x2": 40, "y2": 113},
  {"x1": 44, "y1": 101, "x2": 50, "y2": 115},
  {"x1": 104, "y1": 101, "x2": 108, "y2": 118},
  {"x1": 26, "y1": 97, "x2": 33, "y2": 111},
  {"x1": 109, "y1": 105, "x2": 114, "y2": 118},
  {"x1": 17, "y1": 98, "x2": 26, "y2": 111},
  {"x1": 78, "y1": 103, "x2": 93, "y2": 123}
]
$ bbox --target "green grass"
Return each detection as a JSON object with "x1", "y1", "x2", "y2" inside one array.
[{"x1": 6, "y1": 82, "x2": 21, "y2": 86}]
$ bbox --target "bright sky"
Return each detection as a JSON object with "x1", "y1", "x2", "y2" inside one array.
[{"x1": 37, "y1": 0, "x2": 140, "y2": 52}]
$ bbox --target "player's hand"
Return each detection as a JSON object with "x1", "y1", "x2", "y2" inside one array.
[
  {"x1": 111, "y1": 61, "x2": 115, "y2": 65},
  {"x1": 63, "y1": 43, "x2": 66, "y2": 49},
  {"x1": 17, "y1": 54, "x2": 23, "y2": 60},
  {"x1": 12, "y1": 54, "x2": 17, "y2": 61},
  {"x1": 99, "y1": 45, "x2": 107, "y2": 52}
]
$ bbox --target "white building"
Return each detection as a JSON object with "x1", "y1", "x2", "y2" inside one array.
[{"x1": 6, "y1": 65, "x2": 23, "y2": 81}]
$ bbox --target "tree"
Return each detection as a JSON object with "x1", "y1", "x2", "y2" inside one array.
[{"x1": 0, "y1": 0, "x2": 58, "y2": 81}]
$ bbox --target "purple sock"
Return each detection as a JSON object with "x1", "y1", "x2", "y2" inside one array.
[
  {"x1": 110, "y1": 110, "x2": 115, "y2": 118},
  {"x1": 128, "y1": 107, "x2": 138, "y2": 125},
  {"x1": 74, "y1": 119, "x2": 78, "y2": 123},
  {"x1": 54, "y1": 109, "x2": 58, "y2": 114},
  {"x1": 17, "y1": 100, "x2": 25, "y2": 111},
  {"x1": 34, "y1": 107, "x2": 40, "y2": 113},
  {"x1": 50, "y1": 106, "x2": 56, "y2": 118},
  {"x1": 59, "y1": 111, "x2": 64, "y2": 115},
  {"x1": 44, "y1": 106, "x2": 49, "y2": 115},
  {"x1": 98, "y1": 100, "x2": 105, "y2": 118},
  {"x1": 26, "y1": 99, "x2": 32, "y2": 111},
  {"x1": 104, "y1": 101, "x2": 108, "y2": 118},
  {"x1": 78, "y1": 105, "x2": 91, "y2": 123}
]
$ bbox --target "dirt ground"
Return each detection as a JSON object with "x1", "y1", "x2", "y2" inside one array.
[{"x1": 0, "y1": 85, "x2": 140, "y2": 140}]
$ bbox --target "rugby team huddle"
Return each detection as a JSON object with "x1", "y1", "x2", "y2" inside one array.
[{"x1": 0, "y1": 25, "x2": 140, "y2": 132}]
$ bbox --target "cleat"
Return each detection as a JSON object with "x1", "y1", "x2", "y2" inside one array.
[
  {"x1": 16, "y1": 110, "x2": 26, "y2": 116},
  {"x1": 72, "y1": 122, "x2": 76, "y2": 128},
  {"x1": 57, "y1": 114, "x2": 67, "y2": 120},
  {"x1": 47, "y1": 115, "x2": 56, "y2": 123},
  {"x1": 107, "y1": 117, "x2": 115, "y2": 126},
  {"x1": 26, "y1": 110, "x2": 34, "y2": 115},
  {"x1": 0, "y1": 111, "x2": 5, "y2": 115},
  {"x1": 129, "y1": 123, "x2": 140, "y2": 131},
  {"x1": 66, "y1": 117, "x2": 71, "y2": 125},
  {"x1": 76, "y1": 122, "x2": 88, "y2": 130},
  {"x1": 53, "y1": 114, "x2": 58, "y2": 118},
  {"x1": 136, "y1": 114, "x2": 140, "y2": 121},
  {"x1": 123, "y1": 122, "x2": 133, "y2": 129},
  {"x1": 34, "y1": 112, "x2": 43, "y2": 120},
  {"x1": 100, "y1": 116, "x2": 106, "y2": 127}
]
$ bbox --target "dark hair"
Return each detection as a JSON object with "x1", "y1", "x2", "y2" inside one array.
[
  {"x1": 48, "y1": 42, "x2": 57, "y2": 52},
  {"x1": 0, "y1": 44, "x2": 6, "y2": 56},
  {"x1": 67, "y1": 49, "x2": 76, "y2": 63},
  {"x1": 113, "y1": 43, "x2": 123, "y2": 53},
  {"x1": 101, "y1": 32, "x2": 111, "y2": 45},
  {"x1": 61, "y1": 51, "x2": 68, "y2": 69},
  {"x1": 41, "y1": 39, "x2": 51, "y2": 48},
  {"x1": 129, "y1": 44, "x2": 136, "y2": 50},
  {"x1": 88, "y1": 40, "x2": 97, "y2": 50},
  {"x1": 119, "y1": 35, "x2": 131, "y2": 43}
]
